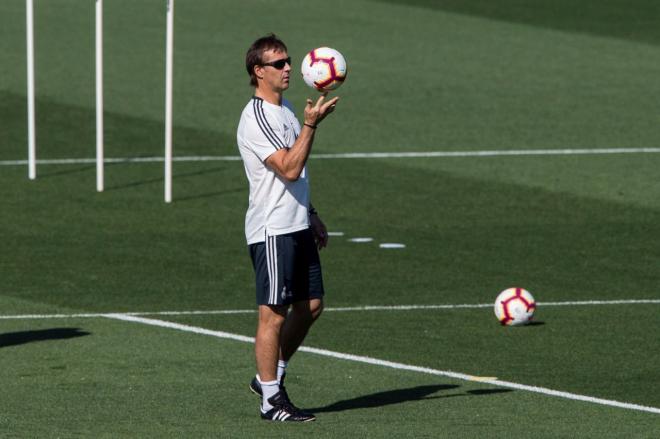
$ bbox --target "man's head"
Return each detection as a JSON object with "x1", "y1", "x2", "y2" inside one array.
[{"x1": 246, "y1": 34, "x2": 291, "y2": 91}]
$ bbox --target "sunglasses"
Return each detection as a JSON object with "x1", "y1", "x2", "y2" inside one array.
[{"x1": 261, "y1": 57, "x2": 292, "y2": 70}]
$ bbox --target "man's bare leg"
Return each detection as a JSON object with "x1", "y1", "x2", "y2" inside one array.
[{"x1": 255, "y1": 304, "x2": 287, "y2": 410}]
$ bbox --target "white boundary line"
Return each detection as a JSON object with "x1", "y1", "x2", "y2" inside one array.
[
  {"x1": 1, "y1": 299, "x2": 659, "y2": 320},
  {"x1": 323, "y1": 299, "x2": 660, "y2": 312},
  {"x1": 3, "y1": 147, "x2": 660, "y2": 167},
  {"x1": 0, "y1": 156, "x2": 239, "y2": 166},
  {"x1": 103, "y1": 313, "x2": 660, "y2": 415}
]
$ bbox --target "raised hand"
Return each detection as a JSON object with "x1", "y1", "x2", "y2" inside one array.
[{"x1": 304, "y1": 92, "x2": 339, "y2": 127}]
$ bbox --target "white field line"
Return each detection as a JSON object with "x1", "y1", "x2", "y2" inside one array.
[
  {"x1": 1, "y1": 299, "x2": 659, "y2": 320},
  {"x1": 0, "y1": 156, "x2": 240, "y2": 166},
  {"x1": 105, "y1": 313, "x2": 660, "y2": 415},
  {"x1": 323, "y1": 299, "x2": 660, "y2": 312},
  {"x1": 3, "y1": 147, "x2": 660, "y2": 166}
]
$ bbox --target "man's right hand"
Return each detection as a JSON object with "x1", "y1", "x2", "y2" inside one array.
[{"x1": 304, "y1": 93, "x2": 339, "y2": 127}]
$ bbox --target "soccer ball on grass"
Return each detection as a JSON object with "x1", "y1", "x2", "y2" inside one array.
[
  {"x1": 494, "y1": 287, "x2": 536, "y2": 326},
  {"x1": 301, "y1": 47, "x2": 347, "y2": 92}
]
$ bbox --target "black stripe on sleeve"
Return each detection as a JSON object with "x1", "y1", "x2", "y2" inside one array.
[
  {"x1": 253, "y1": 98, "x2": 286, "y2": 150},
  {"x1": 252, "y1": 99, "x2": 281, "y2": 150},
  {"x1": 258, "y1": 100, "x2": 287, "y2": 149}
]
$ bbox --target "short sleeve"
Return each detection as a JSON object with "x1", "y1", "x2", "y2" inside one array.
[{"x1": 244, "y1": 98, "x2": 287, "y2": 162}]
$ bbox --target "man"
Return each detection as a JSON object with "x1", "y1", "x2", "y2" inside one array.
[{"x1": 236, "y1": 34, "x2": 339, "y2": 422}]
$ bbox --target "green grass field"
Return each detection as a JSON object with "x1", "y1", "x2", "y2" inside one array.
[{"x1": 1, "y1": 0, "x2": 659, "y2": 437}]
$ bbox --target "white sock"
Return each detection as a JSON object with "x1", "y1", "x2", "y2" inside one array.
[
  {"x1": 277, "y1": 360, "x2": 288, "y2": 384},
  {"x1": 260, "y1": 379, "x2": 279, "y2": 412}
]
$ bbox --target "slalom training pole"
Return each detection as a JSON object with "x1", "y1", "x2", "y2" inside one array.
[
  {"x1": 26, "y1": 0, "x2": 36, "y2": 180},
  {"x1": 164, "y1": 0, "x2": 174, "y2": 203},
  {"x1": 96, "y1": 0, "x2": 104, "y2": 191}
]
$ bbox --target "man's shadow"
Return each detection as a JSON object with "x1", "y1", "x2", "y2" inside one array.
[
  {"x1": 307, "y1": 384, "x2": 513, "y2": 413},
  {"x1": 0, "y1": 328, "x2": 90, "y2": 348}
]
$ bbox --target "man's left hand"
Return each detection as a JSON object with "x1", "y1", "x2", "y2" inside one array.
[{"x1": 310, "y1": 214, "x2": 328, "y2": 250}]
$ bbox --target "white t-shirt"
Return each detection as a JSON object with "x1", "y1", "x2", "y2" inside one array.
[{"x1": 237, "y1": 96, "x2": 310, "y2": 244}]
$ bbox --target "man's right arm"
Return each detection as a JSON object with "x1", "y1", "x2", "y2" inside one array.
[{"x1": 265, "y1": 94, "x2": 339, "y2": 181}]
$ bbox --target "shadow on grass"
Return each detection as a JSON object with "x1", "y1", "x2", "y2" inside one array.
[
  {"x1": 38, "y1": 165, "x2": 96, "y2": 178},
  {"x1": 175, "y1": 187, "x2": 244, "y2": 202},
  {"x1": 1, "y1": 90, "x2": 236, "y2": 186},
  {"x1": 307, "y1": 384, "x2": 513, "y2": 413},
  {"x1": 0, "y1": 328, "x2": 90, "y2": 348}
]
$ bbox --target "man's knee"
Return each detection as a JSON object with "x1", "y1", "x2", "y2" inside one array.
[
  {"x1": 310, "y1": 298, "x2": 323, "y2": 320},
  {"x1": 258, "y1": 305, "x2": 288, "y2": 329}
]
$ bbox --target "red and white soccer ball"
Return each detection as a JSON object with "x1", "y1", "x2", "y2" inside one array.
[
  {"x1": 494, "y1": 287, "x2": 536, "y2": 326},
  {"x1": 301, "y1": 47, "x2": 347, "y2": 92}
]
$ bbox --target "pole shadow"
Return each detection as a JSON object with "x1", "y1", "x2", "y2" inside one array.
[
  {"x1": 104, "y1": 165, "x2": 228, "y2": 192},
  {"x1": 0, "y1": 328, "x2": 90, "y2": 348},
  {"x1": 38, "y1": 165, "x2": 95, "y2": 178},
  {"x1": 175, "y1": 187, "x2": 244, "y2": 202}
]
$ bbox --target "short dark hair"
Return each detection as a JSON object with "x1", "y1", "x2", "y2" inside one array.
[{"x1": 245, "y1": 33, "x2": 288, "y2": 87}]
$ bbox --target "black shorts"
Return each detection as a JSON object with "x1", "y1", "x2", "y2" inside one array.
[{"x1": 249, "y1": 228, "x2": 325, "y2": 306}]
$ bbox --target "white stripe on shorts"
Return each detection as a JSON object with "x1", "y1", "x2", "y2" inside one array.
[{"x1": 266, "y1": 235, "x2": 278, "y2": 304}]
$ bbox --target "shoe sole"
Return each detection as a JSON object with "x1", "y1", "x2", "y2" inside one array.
[{"x1": 261, "y1": 415, "x2": 316, "y2": 422}]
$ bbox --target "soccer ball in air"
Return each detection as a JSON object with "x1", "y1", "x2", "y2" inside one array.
[
  {"x1": 494, "y1": 287, "x2": 536, "y2": 326},
  {"x1": 301, "y1": 47, "x2": 347, "y2": 92}
]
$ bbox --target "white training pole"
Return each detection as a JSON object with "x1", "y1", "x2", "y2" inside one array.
[
  {"x1": 96, "y1": 0, "x2": 104, "y2": 192},
  {"x1": 164, "y1": 0, "x2": 174, "y2": 203},
  {"x1": 26, "y1": 0, "x2": 36, "y2": 180}
]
